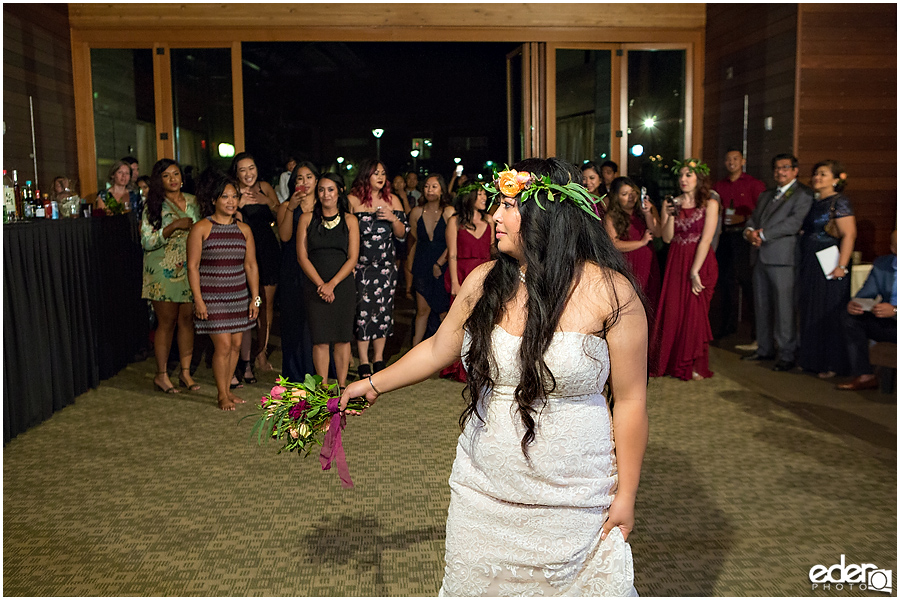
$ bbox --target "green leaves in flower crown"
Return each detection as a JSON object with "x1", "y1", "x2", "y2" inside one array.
[{"x1": 486, "y1": 166, "x2": 603, "y2": 220}]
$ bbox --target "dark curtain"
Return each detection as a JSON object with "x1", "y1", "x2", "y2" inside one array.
[{"x1": 3, "y1": 216, "x2": 147, "y2": 443}]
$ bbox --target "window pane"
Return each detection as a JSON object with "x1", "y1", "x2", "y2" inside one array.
[
  {"x1": 90, "y1": 49, "x2": 155, "y2": 191},
  {"x1": 626, "y1": 49, "x2": 685, "y2": 198},
  {"x1": 170, "y1": 48, "x2": 234, "y2": 183},
  {"x1": 555, "y1": 49, "x2": 611, "y2": 165}
]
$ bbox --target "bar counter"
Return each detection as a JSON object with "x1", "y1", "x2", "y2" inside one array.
[{"x1": 3, "y1": 215, "x2": 148, "y2": 443}]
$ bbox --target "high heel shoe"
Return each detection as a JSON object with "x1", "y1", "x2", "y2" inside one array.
[
  {"x1": 357, "y1": 363, "x2": 372, "y2": 380},
  {"x1": 238, "y1": 358, "x2": 257, "y2": 385},
  {"x1": 154, "y1": 371, "x2": 179, "y2": 394},
  {"x1": 179, "y1": 368, "x2": 201, "y2": 391}
]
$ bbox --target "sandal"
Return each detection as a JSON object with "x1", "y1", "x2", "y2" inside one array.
[
  {"x1": 179, "y1": 368, "x2": 201, "y2": 391},
  {"x1": 818, "y1": 371, "x2": 836, "y2": 379},
  {"x1": 154, "y1": 371, "x2": 179, "y2": 394},
  {"x1": 238, "y1": 359, "x2": 257, "y2": 385}
]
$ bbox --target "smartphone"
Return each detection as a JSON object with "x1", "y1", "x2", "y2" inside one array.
[
  {"x1": 641, "y1": 187, "x2": 648, "y2": 210},
  {"x1": 455, "y1": 165, "x2": 464, "y2": 177}
]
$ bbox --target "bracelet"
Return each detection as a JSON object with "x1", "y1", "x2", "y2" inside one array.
[
  {"x1": 839, "y1": 265, "x2": 849, "y2": 272},
  {"x1": 254, "y1": 296, "x2": 262, "y2": 307},
  {"x1": 368, "y1": 376, "x2": 382, "y2": 396}
]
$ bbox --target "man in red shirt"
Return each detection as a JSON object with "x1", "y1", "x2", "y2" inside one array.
[{"x1": 711, "y1": 148, "x2": 767, "y2": 340}]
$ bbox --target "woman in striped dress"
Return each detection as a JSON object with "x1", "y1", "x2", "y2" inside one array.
[{"x1": 187, "y1": 172, "x2": 260, "y2": 410}]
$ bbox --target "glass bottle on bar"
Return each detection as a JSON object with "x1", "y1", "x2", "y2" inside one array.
[
  {"x1": 34, "y1": 184, "x2": 45, "y2": 218},
  {"x1": 12, "y1": 170, "x2": 23, "y2": 220},
  {"x1": 23, "y1": 180, "x2": 34, "y2": 218},
  {"x1": 3, "y1": 170, "x2": 15, "y2": 223}
]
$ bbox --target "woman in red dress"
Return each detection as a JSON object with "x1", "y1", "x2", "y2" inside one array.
[
  {"x1": 650, "y1": 159, "x2": 720, "y2": 381},
  {"x1": 604, "y1": 176, "x2": 662, "y2": 319},
  {"x1": 440, "y1": 183, "x2": 495, "y2": 381}
]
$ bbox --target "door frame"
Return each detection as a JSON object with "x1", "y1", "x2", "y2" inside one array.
[
  {"x1": 546, "y1": 40, "x2": 699, "y2": 169},
  {"x1": 70, "y1": 39, "x2": 244, "y2": 196}
]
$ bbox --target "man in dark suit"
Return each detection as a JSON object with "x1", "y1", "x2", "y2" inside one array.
[
  {"x1": 837, "y1": 230, "x2": 897, "y2": 390},
  {"x1": 740, "y1": 153, "x2": 814, "y2": 371}
]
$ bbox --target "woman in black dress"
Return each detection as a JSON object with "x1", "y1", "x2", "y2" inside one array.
[
  {"x1": 230, "y1": 152, "x2": 280, "y2": 381},
  {"x1": 407, "y1": 173, "x2": 454, "y2": 346},
  {"x1": 296, "y1": 173, "x2": 359, "y2": 389},
  {"x1": 798, "y1": 159, "x2": 857, "y2": 378},
  {"x1": 276, "y1": 161, "x2": 319, "y2": 383},
  {"x1": 348, "y1": 160, "x2": 410, "y2": 378}
]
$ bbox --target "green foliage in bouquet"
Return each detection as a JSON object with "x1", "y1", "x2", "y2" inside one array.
[{"x1": 247, "y1": 374, "x2": 369, "y2": 456}]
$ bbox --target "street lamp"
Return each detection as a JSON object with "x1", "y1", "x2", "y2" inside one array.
[
  {"x1": 371, "y1": 128, "x2": 384, "y2": 160},
  {"x1": 454, "y1": 157, "x2": 462, "y2": 164},
  {"x1": 410, "y1": 149, "x2": 420, "y2": 172}
]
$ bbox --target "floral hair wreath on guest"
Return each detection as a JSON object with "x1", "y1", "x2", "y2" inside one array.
[
  {"x1": 671, "y1": 158, "x2": 710, "y2": 177},
  {"x1": 484, "y1": 165, "x2": 606, "y2": 220},
  {"x1": 453, "y1": 181, "x2": 489, "y2": 198}
]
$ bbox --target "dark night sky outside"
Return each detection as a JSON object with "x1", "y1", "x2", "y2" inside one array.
[{"x1": 242, "y1": 41, "x2": 519, "y2": 184}]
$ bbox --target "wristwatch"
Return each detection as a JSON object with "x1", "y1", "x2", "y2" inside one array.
[{"x1": 254, "y1": 296, "x2": 262, "y2": 307}]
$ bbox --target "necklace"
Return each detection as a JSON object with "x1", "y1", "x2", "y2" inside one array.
[
  {"x1": 323, "y1": 212, "x2": 341, "y2": 230},
  {"x1": 519, "y1": 266, "x2": 526, "y2": 284}
]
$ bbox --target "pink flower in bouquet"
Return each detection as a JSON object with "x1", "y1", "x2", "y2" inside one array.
[
  {"x1": 260, "y1": 395, "x2": 268, "y2": 406},
  {"x1": 289, "y1": 427, "x2": 299, "y2": 439},
  {"x1": 270, "y1": 385, "x2": 287, "y2": 399}
]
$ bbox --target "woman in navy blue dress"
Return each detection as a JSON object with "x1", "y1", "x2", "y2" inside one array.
[
  {"x1": 798, "y1": 159, "x2": 857, "y2": 378},
  {"x1": 407, "y1": 173, "x2": 453, "y2": 346}
]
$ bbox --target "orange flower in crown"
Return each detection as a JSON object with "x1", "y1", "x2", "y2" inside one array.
[{"x1": 496, "y1": 169, "x2": 532, "y2": 197}]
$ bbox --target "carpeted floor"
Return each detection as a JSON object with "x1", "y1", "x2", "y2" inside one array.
[{"x1": 4, "y1": 330, "x2": 896, "y2": 596}]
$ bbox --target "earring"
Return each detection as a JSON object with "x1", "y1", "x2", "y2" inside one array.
[{"x1": 833, "y1": 182, "x2": 838, "y2": 188}]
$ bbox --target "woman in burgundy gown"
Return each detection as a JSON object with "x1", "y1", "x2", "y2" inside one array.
[
  {"x1": 604, "y1": 176, "x2": 662, "y2": 320},
  {"x1": 650, "y1": 160, "x2": 720, "y2": 381},
  {"x1": 440, "y1": 184, "x2": 495, "y2": 381}
]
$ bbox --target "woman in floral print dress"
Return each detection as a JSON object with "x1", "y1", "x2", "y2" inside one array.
[
  {"x1": 141, "y1": 159, "x2": 202, "y2": 394},
  {"x1": 348, "y1": 159, "x2": 410, "y2": 379}
]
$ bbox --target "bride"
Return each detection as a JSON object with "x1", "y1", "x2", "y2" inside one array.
[{"x1": 340, "y1": 157, "x2": 648, "y2": 596}]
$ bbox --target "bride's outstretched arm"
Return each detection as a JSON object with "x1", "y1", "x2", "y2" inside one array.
[
  {"x1": 340, "y1": 261, "x2": 494, "y2": 410},
  {"x1": 600, "y1": 276, "x2": 649, "y2": 542}
]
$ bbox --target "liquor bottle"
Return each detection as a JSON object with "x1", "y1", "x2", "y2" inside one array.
[
  {"x1": 12, "y1": 170, "x2": 23, "y2": 220},
  {"x1": 35, "y1": 190, "x2": 45, "y2": 218},
  {"x1": 24, "y1": 181, "x2": 33, "y2": 219},
  {"x1": 3, "y1": 170, "x2": 15, "y2": 222},
  {"x1": 43, "y1": 190, "x2": 53, "y2": 219}
]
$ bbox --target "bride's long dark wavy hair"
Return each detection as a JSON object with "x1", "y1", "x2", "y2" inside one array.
[{"x1": 460, "y1": 157, "x2": 641, "y2": 459}]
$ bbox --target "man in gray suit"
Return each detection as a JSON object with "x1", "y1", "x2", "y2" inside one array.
[{"x1": 741, "y1": 153, "x2": 814, "y2": 371}]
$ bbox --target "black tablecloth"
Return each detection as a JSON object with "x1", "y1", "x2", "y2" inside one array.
[{"x1": 3, "y1": 215, "x2": 148, "y2": 443}]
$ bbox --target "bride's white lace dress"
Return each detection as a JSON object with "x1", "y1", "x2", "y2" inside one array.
[{"x1": 440, "y1": 326, "x2": 637, "y2": 597}]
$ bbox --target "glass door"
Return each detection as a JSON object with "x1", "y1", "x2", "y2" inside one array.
[
  {"x1": 90, "y1": 48, "x2": 156, "y2": 192},
  {"x1": 555, "y1": 49, "x2": 612, "y2": 165},
  {"x1": 506, "y1": 43, "x2": 546, "y2": 164},
  {"x1": 623, "y1": 47, "x2": 687, "y2": 199},
  {"x1": 170, "y1": 48, "x2": 235, "y2": 188}
]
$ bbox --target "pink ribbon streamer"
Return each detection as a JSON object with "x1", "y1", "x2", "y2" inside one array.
[{"x1": 319, "y1": 397, "x2": 353, "y2": 488}]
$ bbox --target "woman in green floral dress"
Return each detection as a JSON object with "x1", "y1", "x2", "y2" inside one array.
[{"x1": 141, "y1": 159, "x2": 202, "y2": 394}]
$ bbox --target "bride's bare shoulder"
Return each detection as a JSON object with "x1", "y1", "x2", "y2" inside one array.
[{"x1": 575, "y1": 263, "x2": 641, "y2": 316}]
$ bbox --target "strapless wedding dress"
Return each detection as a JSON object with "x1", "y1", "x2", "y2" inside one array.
[{"x1": 439, "y1": 326, "x2": 637, "y2": 597}]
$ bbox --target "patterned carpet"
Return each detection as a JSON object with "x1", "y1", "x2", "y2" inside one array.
[{"x1": 4, "y1": 329, "x2": 896, "y2": 596}]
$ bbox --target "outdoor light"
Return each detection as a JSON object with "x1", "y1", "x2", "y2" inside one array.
[
  {"x1": 372, "y1": 129, "x2": 384, "y2": 160},
  {"x1": 630, "y1": 144, "x2": 644, "y2": 157},
  {"x1": 217, "y1": 143, "x2": 235, "y2": 158},
  {"x1": 411, "y1": 150, "x2": 420, "y2": 158},
  {"x1": 371, "y1": 129, "x2": 384, "y2": 139},
  {"x1": 346, "y1": 164, "x2": 353, "y2": 171},
  {"x1": 643, "y1": 117, "x2": 657, "y2": 128},
  {"x1": 600, "y1": 153, "x2": 608, "y2": 159},
  {"x1": 485, "y1": 161, "x2": 494, "y2": 168},
  {"x1": 454, "y1": 157, "x2": 462, "y2": 164},
  {"x1": 424, "y1": 139, "x2": 432, "y2": 147},
  {"x1": 336, "y1": 156, "x2": 344, "y2": 164}
]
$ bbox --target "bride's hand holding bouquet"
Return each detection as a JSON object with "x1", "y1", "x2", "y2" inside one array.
[{"x1": 340, "y1": 376, "x2": 381, "y2": 412}]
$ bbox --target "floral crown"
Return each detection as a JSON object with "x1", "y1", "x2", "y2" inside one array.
[
  {"x1": 483, "y1": 167, "x2": 605, "y2": 220},
  {"x1": 671, "y1": 158, "x2": 710, "y2": 177},
  {"x1": 454, "y1": 182, "x2": 488, "y2": 198}
]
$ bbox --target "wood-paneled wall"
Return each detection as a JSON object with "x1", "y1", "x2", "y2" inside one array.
[
  {"x1": 3, "y1": 4, "x2": 78, "y2": 193},
  {"x1": 702, "y1": 3, "x2": 798, "y2": 184},
  {"x1": 796, "y1": 3, "x2": 897, "y2": 260}
]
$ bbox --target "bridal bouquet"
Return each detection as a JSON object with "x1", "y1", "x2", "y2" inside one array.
[{"x1": 248, "y1": 374, "x2": 368, "y2": 487}]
